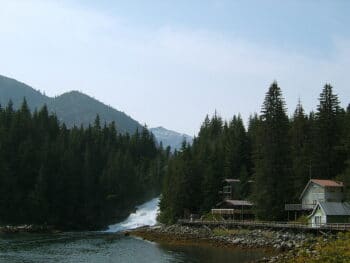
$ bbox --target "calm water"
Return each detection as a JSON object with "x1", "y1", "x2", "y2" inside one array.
[
  {"x1": 0, "y1": 198, "x2": 268, "y2": 262},
  {"x1": 0, "y1": 232, "x2": 267, "y2": 263}
]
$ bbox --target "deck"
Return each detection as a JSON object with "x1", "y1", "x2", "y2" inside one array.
[{"x1": 178, "y1": 219, "x2": 350, "y2": 232}]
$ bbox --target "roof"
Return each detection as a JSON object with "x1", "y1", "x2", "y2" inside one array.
[
  {"x1": 309, "y1": 202, "x2": 350, "y2": 217},
  {"x1": 223, "y1": 179, "x2": 254, "y2": 184},
  {"x1": 310, "y1": 179, "x2": 343, "y2": 187},
  {"x1": 299, "y1": 179, "x2": 344, "y2": 200},
  {"x1": 224, "y1": 179, "x2": 240, "y2": 183},
  {"x1": 224, "y1": 199, "x2": 253, "y2": 206},
  {"x1": 319, "y1": 202, "x2": 350, "y2": 216}
]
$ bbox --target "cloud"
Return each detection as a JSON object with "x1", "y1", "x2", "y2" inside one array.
[{"x1": 0, "y1": 0, "x2": 349, "y2": 134}]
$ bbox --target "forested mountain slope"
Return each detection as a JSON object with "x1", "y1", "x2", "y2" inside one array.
[
  {"x1": 0, "y1": 75, "x2": 49, "y2": 110},
  {"x1": 0, "y1": 75, "x2": 143, "y2": 134}
]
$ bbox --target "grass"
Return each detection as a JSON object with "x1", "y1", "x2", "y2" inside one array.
[
  {"x1": 201, "y1": 212, "x2": 224, "y2": 221},
  {"x1": 212, "y1": 227, "x2": 251, "y2": 236},
  {"x1": 281, "y1": 232, "x2": 350, "y2": 263}
]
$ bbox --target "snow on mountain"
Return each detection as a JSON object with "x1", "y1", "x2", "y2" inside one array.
[{"x1": 150, "y1": 127, "x2": 193, "y2": 151}]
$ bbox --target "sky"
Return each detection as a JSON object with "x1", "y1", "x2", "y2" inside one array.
[{"x1": 0, "y1": 0, "x2": 349, "y2": 135}]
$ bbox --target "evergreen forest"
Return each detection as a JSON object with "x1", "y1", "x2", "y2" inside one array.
[
  {"x1": 1, "y1": 82, "x2": 350, "y2": 229},
  {"x1": 159, "y1": 83, "x2": 350, "y2": 223},
  {"x1": 0, "y1": 99, "x2": 169, "y2": 230}
]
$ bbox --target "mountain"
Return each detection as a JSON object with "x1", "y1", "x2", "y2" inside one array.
[
  {"x1": 0, "y1": 75, "x2": 143, "y2": 134},
  {"x1": 150, "y1": 126, "x2": 193, "y2": 151},
  {"x1": 0, "y1": 75, "x2": 49, "y2": 110},
  {"x1": 47, "y1": 91, "x2": 142, "y2": 133}
]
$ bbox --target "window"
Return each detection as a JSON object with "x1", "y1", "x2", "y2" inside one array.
[{"x1": 315, "y1": 216, "x2": 321, "y2": 225}]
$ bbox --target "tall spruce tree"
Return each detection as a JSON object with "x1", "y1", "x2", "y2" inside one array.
[
  {"x1": 289, "y1": 101, "x2": 311, "y2": 199},
  {"x1": 224, "y1": 115, "x2": 248, "y2": 179},
  {"x1": 340, "y1": 106, "x2": 350, "y2": 200},
  {"x1": 252, "y1": 82, "x2": 292, "y2": 220},
  {"x1": 314, "y1": 84, "x2": 343, "y2": 179}
]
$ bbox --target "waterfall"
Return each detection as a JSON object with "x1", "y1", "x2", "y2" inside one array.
[{"x1": 105, "y1": 197, "x2": 160, "y2": 233}]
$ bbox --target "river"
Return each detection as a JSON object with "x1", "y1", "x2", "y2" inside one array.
[{"x1": 0, "y1": 198, "x2": 267, "y2": 263}]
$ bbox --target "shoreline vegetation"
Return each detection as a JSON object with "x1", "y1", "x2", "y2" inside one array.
[
  {"x1": 158, "y1": 84, "x2": 350, "y2": 225},
  {"x1": 129, "y1": 224, "x2": 350, "y2": 263},
  {"x1": 0, "y1": 79, "x2": 349, "y2": 263},
  {"x1": 0, "y1": 99, "x2": 168, "y2": 230}
]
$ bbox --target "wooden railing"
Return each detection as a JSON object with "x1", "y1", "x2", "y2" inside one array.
[
  {"x1": 178, "y1": 219, "x2": 350, "y2": 231},
  {"x1": 284, "y1": 203, "x2": 315, "y2": 211},
  {"x1": 317, "y1": 223, "x2": 350, "y2": 231}
]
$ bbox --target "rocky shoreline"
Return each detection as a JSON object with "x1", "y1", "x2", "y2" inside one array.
[{"x1": 129, "y1": 224, "x2": 332, "y2": 263}]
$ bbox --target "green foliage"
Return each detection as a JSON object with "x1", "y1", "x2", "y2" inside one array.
[
  {"x1": 159, "y1": 113, "x2": 251, "y2": 223},
  {"x1": 339, "y1": 107, "x2": 350, "y2": 200},
  {"x1": 252, "y1": 82, "x2": 292, "y2": 220},
  {"x1": 159, "y1": 82, "x2": 350, "y2": 224},
  {"x1": 313, "y1": 84, "x2": 345, "y2": 179},
  {"x1": 201, "y1": 212, "x2": 223, "y2": 221},
  {"x1": 289, "y1": 101, "x2": 312, "y2": 200},
  {"x1": 0, "y1": 100, "x2": 167, "y2": 229},
  {"x1": 281, "y1": 233, "x2": 350, "y2": 263},
  {"x1": 292, "y1": 215, "x2": 309, "y2": 224}
]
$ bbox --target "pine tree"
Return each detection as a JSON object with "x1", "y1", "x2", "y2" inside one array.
[
  {"x1": 252, "y1": 82, "x2": 292, "y2": 220},
  {"x1": 289, "y1": 101, "x2": 311, "y2": 199},
  {"x1": 224, "y1": 115, "x2": 248, "y2": 179},
  {"x1": 340, "y1": 106, "x2": 350, "y2": 200},
  {"x1": 314, "y1": 84, "x2": 344, "y2": 179}
]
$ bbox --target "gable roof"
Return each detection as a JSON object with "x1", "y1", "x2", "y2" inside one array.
[
  {"x1": 309, "y1": 202, "x2": 350, "y2": 217},
  {"x1": 224, "y1": 179, "x2": 240, "y2": 183},
  {"x1": 223, "y1": 178, "x2": 254, "y2": 184},
  {"x1": 299, "y1": 179, "x2": 344, "y2": 200},
  {"x1": 225, "y1": 199, "x2": 253, "y2": 206},
  {"x1": 216, "y1": 199, "x2": 253, "y2": 207},
  {"x1": 310, "y1": 179, "x2": 343, "y2": 187}
]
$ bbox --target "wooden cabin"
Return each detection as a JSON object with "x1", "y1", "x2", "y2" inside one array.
[
  {"x1": 212, "y1": 178, "x2": 254, "y2": 220},
  {"x1": 212, "y1": 199, "x2": 253, "y2": 220}
]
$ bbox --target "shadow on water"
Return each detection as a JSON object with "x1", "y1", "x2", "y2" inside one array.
[
  {"x1": 0, "y1": 197, "x2": 269, "y2": 262},
  {"x1": 0, "y1": 232, "x2": 268, "y2": 263}
]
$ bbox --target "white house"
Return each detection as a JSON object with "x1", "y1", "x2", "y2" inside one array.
[
  {"x1": 285, "y1": 179, "x2": 347, "y2": 222},
  {"x1": 300, "y1": 179, "x2": 344, "y2": 210},
  {"x1": 309, "y1": 201, "x2": 350, "y2": 227}
]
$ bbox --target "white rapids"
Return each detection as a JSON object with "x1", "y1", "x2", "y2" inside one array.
[{"x1": 105, "y1": 197, "x2": 160, "y2": 233}]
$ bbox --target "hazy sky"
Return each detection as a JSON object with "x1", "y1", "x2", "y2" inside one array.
[{"x1": 0, "y1": 0, "x2": 349, "y2": 135}]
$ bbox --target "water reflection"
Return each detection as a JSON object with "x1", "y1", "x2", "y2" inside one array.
[{"x1": 0, "y1": 233, "x2": 267, "y2": 263}]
